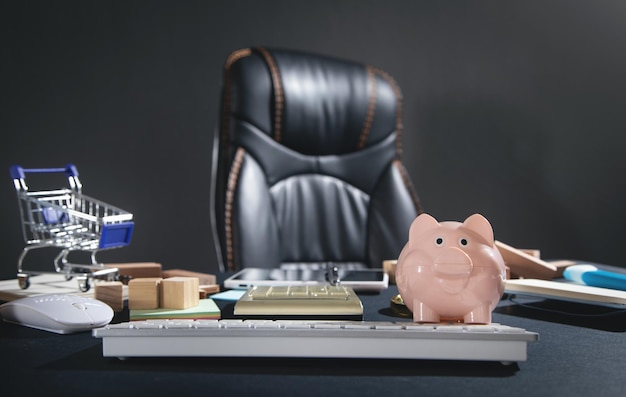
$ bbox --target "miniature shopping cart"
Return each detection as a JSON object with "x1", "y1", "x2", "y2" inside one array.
[{"x1": 10, "y1": 164, "x2": 134, "y2": 292}]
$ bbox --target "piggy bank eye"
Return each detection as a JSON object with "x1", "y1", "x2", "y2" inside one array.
[
  {"x1": 459, "y1": 238, "x2": 469, "y2": 247},
  {"x1": 435, "y1": 237, "x2": 444, "y2": 246}
]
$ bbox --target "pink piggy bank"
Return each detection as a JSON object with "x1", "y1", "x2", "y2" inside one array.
[{"x1": 396, "y1": 213, "x2": 506, "y2": 324}]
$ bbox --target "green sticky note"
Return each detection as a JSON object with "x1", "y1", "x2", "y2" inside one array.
[{"x1": 130, "y1": 298, "x2": 221, "y2": 321}]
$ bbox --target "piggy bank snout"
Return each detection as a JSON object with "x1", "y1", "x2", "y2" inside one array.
[
  {"x1": 433, "y1": 247, "x2": 472, "y2": 294},
  {"x1": 433, "y1": 247, "x2": 473, "y2": 276}
]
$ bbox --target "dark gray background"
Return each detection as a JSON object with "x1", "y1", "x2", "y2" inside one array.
[{"x1": 2, "y1": 0, "x2": 625, "y2": 279}]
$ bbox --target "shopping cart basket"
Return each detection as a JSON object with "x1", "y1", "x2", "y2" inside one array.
[{"x1": 9, "y1": 164, "x2": 134, "y2": 292}]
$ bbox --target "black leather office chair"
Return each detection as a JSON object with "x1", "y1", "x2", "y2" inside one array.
[{"x1": 211, "y1": 47, "x2": 423, "y2": 272}]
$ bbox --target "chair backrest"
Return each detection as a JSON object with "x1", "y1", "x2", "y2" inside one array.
[{"x1": 211, "y1": 47, "x2": 423, "y2": 272}]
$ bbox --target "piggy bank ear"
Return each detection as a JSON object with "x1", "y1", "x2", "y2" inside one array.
[
  {"x1": 408, "y1": 213, "x2": 440, "y2": 241},
  {"x1": 462, "y1": 213, "x2": 494, "y2": 244}
]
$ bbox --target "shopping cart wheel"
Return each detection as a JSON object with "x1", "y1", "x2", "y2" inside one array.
[
  {"x1": 18, "y1": 275, "x2": 30, "y2": 290},
  {"x1": 77, "y1": 276, "x2": 91, "y2": 292}
]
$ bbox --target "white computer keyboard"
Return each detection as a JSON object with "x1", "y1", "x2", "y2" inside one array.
[{"x1": 93, "y1": 319, "x2": 538, "y2": 364}]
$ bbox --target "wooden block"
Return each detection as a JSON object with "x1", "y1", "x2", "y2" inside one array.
[
  {"x1": 198, "y1": 284, "x2": 220, "y2": 299},
  {"x1": 160, "y1": 277, "x2": 199, "y2": 309},
  {"x1": 162, "y1": 269, "x2": 216, "y2": 285},
  {"x1": 128, "y1": 278, "x2": 162, "y2": 310},
  {"x1": 543, "y1": 259, "x2": 577, "y2": 277},
  {"x1": 496, "y1": 240, "x2": 559, "y2": 280},
  {"x1": 104, "y1": 262, "x2": 162, "y2": 284},
  {"x1": 383, "y1": 260, "x2": 398, "y2": 284},
  {"x1": 520, "y1": 249, "x2": 541, "y2": 259},
  {"x1": 94, "y1": 281, "x2": 124, "y2": 312}
]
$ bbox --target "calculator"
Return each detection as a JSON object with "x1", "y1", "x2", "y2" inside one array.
[{"x1": 233, "y1": 285, "x2": 363, "y2": 320}]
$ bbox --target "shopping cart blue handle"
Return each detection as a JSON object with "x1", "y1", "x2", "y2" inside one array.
[{"x1": 10, "y1": 164, "x2": 79, "y2": 179}]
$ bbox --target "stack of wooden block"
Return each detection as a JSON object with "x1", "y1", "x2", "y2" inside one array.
[
  {"x1": 129, "y1": 276, "x2": 199, "y2": 310},
  {"x1": 93, "y1": 263, "x2": 219, "y2": 312}
]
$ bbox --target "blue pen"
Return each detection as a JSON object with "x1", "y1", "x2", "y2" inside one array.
[{"x1": 563, "y1": 264, "x2": 626, "y2": 292}]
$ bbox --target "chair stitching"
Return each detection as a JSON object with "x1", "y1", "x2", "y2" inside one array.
[
  {"x1": 225, "y1": 147, "x2": 246, "y2": 271},
  {"x1": 393, "y1": 159, "x2": 423, "y2": 213},
  {"x1": 358, "y1": 65, "x2": 377, "y2": 150},
  {"x1": 222, "y1": 48, "x2": 252, "y2": 154},
  {"x1": 376, "y1": 69, "x2": 420, "y2": 212},
  {"x1": 256, "y1": 47, "x2": 284, "y2": 142},
  {"x1": 372, "y1": 67, "x2": 404, "y2": 158},
  {"x1": 222, "y1": 49, "x2": 252, "y2": 272}
]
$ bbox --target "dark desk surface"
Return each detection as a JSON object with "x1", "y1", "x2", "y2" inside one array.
[{"x1": 2, "y1": 281, "x2": 626, "y2": 397}]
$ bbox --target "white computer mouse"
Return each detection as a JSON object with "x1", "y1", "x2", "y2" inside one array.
[{"x1": 0, "y1": 293, "x2": 114, "y2": 334}]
